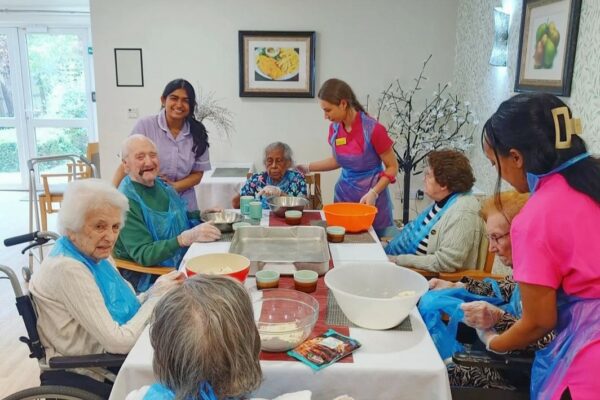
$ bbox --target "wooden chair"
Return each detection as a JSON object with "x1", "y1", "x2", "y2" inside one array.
[
  {"x1": 407, "y1": 233, "x2": 504, "y2": 281},
  {"x1": 37, "y1": 143, "x2": 100, "y2": 231},
  {"x1": 113, "y1": 258, "x2": 175, "y2": 276},
  {"x1": 68, "y1": 142, "x2": 99, "y2": 178},
  {"x1": 304, "y1": 173, "x2": 322, "y2": 210}
]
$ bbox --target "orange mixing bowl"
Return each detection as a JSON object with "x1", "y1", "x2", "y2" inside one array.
[
  {"x1": 323, "y1": 202, "x2": 378, "y2": 233},
  {"x1": 185, "y1": 253, "x2": 250, "y2": 283}
]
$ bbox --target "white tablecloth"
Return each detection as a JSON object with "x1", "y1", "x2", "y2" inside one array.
[
  {"x1": 195, "y1": 162, "x2": 253, "y2": 210},
  {"x1": 109, "y1": 212, "x2": 452, "y2": 400}
]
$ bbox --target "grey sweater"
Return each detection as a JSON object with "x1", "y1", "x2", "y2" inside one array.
[{"x1": 392, "y1": 194, "x2": 484, "y2": 273}]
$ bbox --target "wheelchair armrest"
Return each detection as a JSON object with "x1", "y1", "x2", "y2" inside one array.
[
  {"x1": 48, "y1": 352, "x2": 127, "y2": 369},
  {"x1": 452, "y1": 350, "x2": 533, "y2": 371}
]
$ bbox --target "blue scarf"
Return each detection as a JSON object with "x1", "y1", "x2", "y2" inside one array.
[
  {"x1": 143, "y1": 382, "x2": 218, "y2": 400},
  {"x1": 385, "y1": 193, "x2": 461, "y2": 255},
  {"x1": 50, "y1": 236, "x2": 140, "y2": 325}
]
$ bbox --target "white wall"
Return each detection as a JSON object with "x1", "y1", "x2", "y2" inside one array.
[{"x1": 90, "y1": 0, "x2": 459, "y2": 214}]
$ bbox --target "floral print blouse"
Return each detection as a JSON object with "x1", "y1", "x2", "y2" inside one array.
[{"x1": 240, "y1": 170, "x2": 307, "y2": 209}]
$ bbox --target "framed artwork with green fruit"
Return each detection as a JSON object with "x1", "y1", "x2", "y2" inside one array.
[{"x1": 515, "y1": 0, "x2": 581, "y2": 96}]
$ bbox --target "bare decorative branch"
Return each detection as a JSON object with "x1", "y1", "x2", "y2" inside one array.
[{"x1": 194, "y1": 90, "x2": 235, "y2": 138}]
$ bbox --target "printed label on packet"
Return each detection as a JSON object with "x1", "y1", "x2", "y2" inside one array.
[{"x1": 287, "y1": 329, "x2": 361, "y2": 371}]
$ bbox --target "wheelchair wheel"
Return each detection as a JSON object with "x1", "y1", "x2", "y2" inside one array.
[{"x1": 2, "y1": 385, "x2": 104, "y2": 400}]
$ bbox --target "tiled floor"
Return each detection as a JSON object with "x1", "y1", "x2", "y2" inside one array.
[{"x1": 0, "y1": 191, "x2": 57, "y2": 397}]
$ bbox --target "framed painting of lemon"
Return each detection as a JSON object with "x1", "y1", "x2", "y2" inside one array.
[
  {"x1": 239, "y1": 31, "x2": 316, "y2": 98},
  {"x1": 515, "y1": 0, "x2": 581, "y2": 96}
]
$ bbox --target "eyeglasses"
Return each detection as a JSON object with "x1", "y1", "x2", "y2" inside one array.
[{"x1": 487, "y1": 232, "x2": 510, "y2": 245}]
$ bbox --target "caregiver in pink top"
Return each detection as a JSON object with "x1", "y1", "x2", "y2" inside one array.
[
  {"x1": 113, "y1": 79, "x2": 210, "y2": 211},
  {"x1": 477, "y1": 93, "x2": 600, "y2": 400}
]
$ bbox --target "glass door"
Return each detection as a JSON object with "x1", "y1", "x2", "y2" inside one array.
[{"x1": 20, "y1": 27, "x2": 94, "y2": 175}]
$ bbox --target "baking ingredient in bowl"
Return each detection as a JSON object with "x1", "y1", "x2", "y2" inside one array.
[
  {"x1": 203, "y1": 266, "x2": 234, "y2": 275},
  {"x1": 259, "y1": 322, "x2": 305, "y2": 351},
  {"x1": 393, "y1": 290, "x2": 416, "y2": 298}
]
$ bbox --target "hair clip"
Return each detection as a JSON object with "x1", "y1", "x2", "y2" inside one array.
[{"x1": 552, "y1": 106, "x2": 582, "y2": 149}]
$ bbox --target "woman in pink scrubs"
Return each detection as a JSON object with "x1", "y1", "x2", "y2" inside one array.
[
  {"x1": 299, "y1": 79, "x2": 398, "y2": 234},
  {"x1": 478, "y1": 93, "x2": 600, "y2": 399},
  {"x1": 113, "y1": 79, "x2": 210, "y2": 211}
]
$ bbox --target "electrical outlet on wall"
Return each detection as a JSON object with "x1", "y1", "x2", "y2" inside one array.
[{"x1": 128, "y1": 108, "x2": 139, "y2": 119}]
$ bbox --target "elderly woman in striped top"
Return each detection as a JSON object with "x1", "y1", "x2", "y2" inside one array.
[{"x1": 385, "y1": 149, "x2": 483, "y2": 273}]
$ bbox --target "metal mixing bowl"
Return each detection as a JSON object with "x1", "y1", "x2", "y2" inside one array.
[
  {"x1": 267, "y1": 196, "x2": 309, "y2": 217},
  {"x1": 200, "y1": 210, "x2": 244, "y2": 233}
]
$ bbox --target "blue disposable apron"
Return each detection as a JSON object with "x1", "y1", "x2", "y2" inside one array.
[
  {"x1": 50, "y1": 236, "x2": 140, "y2": 325},
  {"x1": 330, "y1": 112, "x2": 393, "y2": 231},
  {"x1": 259, "y1": 170, "x2": 295, "y2": 209},
  {"x1": 418, "y1": 279, "x2": 522, "y2": 360},
  {"x1": 119, "y1": 176, "x2": 191, "y2": 291},
  {"x1": 531, "y1": 291, "x2": 600, "y2": 398},
  {"x1": 384, "y1": 193, "x2": 461, "y2": 255},
  {"x1": 143, "y1": 382, "x2": 218, "y2": 400}
]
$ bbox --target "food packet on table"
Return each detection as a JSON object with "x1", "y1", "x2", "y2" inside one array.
[{"x1": 287, "y1": 329, "x2": 361, "y2": 371}]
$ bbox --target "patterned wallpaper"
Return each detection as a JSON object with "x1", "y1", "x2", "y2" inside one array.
[{"x1": 454, "y1": 0, "x2": 600, "y2": 194}]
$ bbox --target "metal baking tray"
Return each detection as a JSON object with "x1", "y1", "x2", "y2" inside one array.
[{"x1": 229, "y1": 226, "x2": 330, "y2": 276}]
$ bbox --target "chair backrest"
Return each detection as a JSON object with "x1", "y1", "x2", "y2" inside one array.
[
  {"x1": 476, "y1": 233, "x2": 495, "y2": 273},
  {"x1": 304, "y1": 173, "x2": 322, "y2": 210}
]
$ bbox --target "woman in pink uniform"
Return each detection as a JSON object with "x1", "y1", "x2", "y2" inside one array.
[
  {"x1": 299, "y1": 79, "x2": 398, "y2": 234},
  {"x1": 477, "y1": 93, "x2": 600, "y2": 399}
]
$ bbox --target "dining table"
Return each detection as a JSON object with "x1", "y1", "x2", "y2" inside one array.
[
  {"x1": 195, "y1": 161, "x2": 253, "y2": 211},
  {"x1": 109, "y1": 210, "x2": 452, "y2": 400}
]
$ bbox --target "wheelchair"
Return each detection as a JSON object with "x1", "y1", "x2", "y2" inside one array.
[
  {"x1": 1, "y1": 231, "x2": 126, "y2": 400},
  {"x1": 450, "y1": 322, "x2": 533, "y2": 400}
]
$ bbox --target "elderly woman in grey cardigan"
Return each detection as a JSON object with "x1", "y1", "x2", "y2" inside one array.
[
  {"x1": 29, "y1": 179, "x2": 184, "y2": 398},
  {"x1": 385, "y1": 150, "x2": 483, "y2": 272}
]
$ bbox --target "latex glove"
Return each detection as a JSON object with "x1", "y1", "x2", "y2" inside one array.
[
  {"x1": 359, "y1": 188, "x2": 379, "y2": 205},
  {"x1": 429, "y1": 278, "x2": 465, "y2": 290},
  {"x1": 461, "y1": 301, "x2": 505, "y2": 330},
  {"x1": 476, "y1": 328, "x2": 506, "y2": 354},
  {"x1": 148, "y1": 270, "x2": 185, "y2": 298},
  {"x1": 296, "y1": 163, "x2": 310, "y2": 175},
  {"x1": 258, "y1": 185, "x2": 282, "y2": 197},
  {"x1": 178, "y1": 222, "x2": 221, "y2": 246}
]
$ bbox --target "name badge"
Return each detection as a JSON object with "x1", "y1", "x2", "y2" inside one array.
[{"x1": 335, "y1": 137, "x2": 347, "y2": 146}]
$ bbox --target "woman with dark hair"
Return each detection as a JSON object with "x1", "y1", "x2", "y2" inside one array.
[
  {"x1": 385, "y1": 149, "x2": 483, "y2": 273},
  {"x1": 113, "y1": 79, "x2": 210, "y2": 211},
  {"x1": 479, "y1": 93, "x2": 600, "y2": 399},
  {"x1": 297, "y1": 78, "x2": 398, "y2": 234}
]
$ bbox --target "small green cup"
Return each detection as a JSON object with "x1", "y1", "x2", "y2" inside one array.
[{"x1": 249, "y1": 201, "x2": 263, "y2": 220}]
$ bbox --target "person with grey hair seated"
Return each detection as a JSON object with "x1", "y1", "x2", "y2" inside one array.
[
  {"x1": 113, "y1": 134, "x2": 221, "y2": 292},
  {"x1": 29, "y1": 178, "x2": 184, "y2": 398},
  {"x1": 126, "y1": 275, "x2": 312, "y2": 400},
  {"x1": 232, "y1": 141, "x2": 307, "y2": 209}
]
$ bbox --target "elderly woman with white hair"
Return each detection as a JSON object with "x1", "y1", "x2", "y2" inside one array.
[
  {"x1": 232, "y1": 142, "x2": 307, "y2": 209},
  {"x1": 29, "y1": 178, "x2": 184, "y2": 398},
  {"x1": 126, "y1": 275, "x2": 313, "y2": 400}
]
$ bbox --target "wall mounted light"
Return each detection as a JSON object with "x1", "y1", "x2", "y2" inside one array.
[{"x1": 489, "y1": 7, "x2": 509, "y2": 67}]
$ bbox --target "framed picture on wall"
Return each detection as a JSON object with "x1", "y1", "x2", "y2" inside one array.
[
  {"x1": 514, "y1": 0, "x2": 581, "y2": 96},
  {"x1": 114, "y1": 48, "x2": 144, "y2": 87},
  {"x1": 238, "y1": 31, "x2": 316, "y2": 98}
]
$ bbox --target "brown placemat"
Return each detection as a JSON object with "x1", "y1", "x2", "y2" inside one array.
[
  {"x1": 343, "y1": 231, "x2": 376, "y2": 244},
  {"x1": 211, "y1": 167, "x2": 249, "y2": 178},
  {"x1": 326, "y1": 292, "x2": 412, "y2": 331}
]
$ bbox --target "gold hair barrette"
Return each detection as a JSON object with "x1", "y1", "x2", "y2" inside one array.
[{"x1": 552, "y1": 107, "x2": 582, "y2": 149}]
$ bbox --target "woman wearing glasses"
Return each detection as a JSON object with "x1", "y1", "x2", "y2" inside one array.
[
  {"x1": 385, "y1": 149, "x2": 483, "y2": 273},
  {"x1": 424, "y1": 191, "x2": 555, "y2": 389}
]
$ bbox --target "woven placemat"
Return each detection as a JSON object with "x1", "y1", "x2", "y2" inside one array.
[
  {"x1": 211, "y1": 167, "x2": 249, "y2": 178},
  {"x1": 343, "y1": 231, "x2": 376, "y2": 244},
  {"x1": 326, "y1": 292, "x2": 412, "y2": 331}
]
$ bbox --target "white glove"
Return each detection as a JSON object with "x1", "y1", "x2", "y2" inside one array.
[
  {"x1": 476, "y1": 328, "x2": 506, "y2": 354},
  {"x1": 148, "y1": 270, "x2": 185, "y2": 298},
  {"x1": 178, "y1": 222, "x2": 221, "y2": 246},
  {"x1": 461, "y1": 301, "x2": 505, "y2": 330},
  {"x1": 296, "y1": 163, "x2": 310, "y2": 175},
  {"x1": 258, "y1": 185, "x2": 282, "y2": 197},
  {"x1": 359, "y1": 188, "x2": 379, "y2": 205},
  {"x1": 429, "y1": 278, "x2": 465, "y2": 290}
]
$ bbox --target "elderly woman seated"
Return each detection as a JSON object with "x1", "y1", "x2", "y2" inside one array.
[
  {"x1": 232, "y1": 141, "x2": 307, "y2": 209},
  {"x1": 113, "y1": 135, "x2": 221, "y2": 292},
  {"x1": 126, "y1": 275, "x2": 312, "y2": 400},
  {"x1": 385, "y1": 149, "x2": 483, "y2": 272},
  {"x1": 419, "y1": 191, "x2": 555, "y2": 389},
  {"x1": 29, "y1": 179, "x2": 184, "y2": 398}
]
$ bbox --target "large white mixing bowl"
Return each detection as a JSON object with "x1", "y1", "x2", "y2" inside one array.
[{"x1": 324, "y1": 262, "x2": 428, "y2": 330}]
